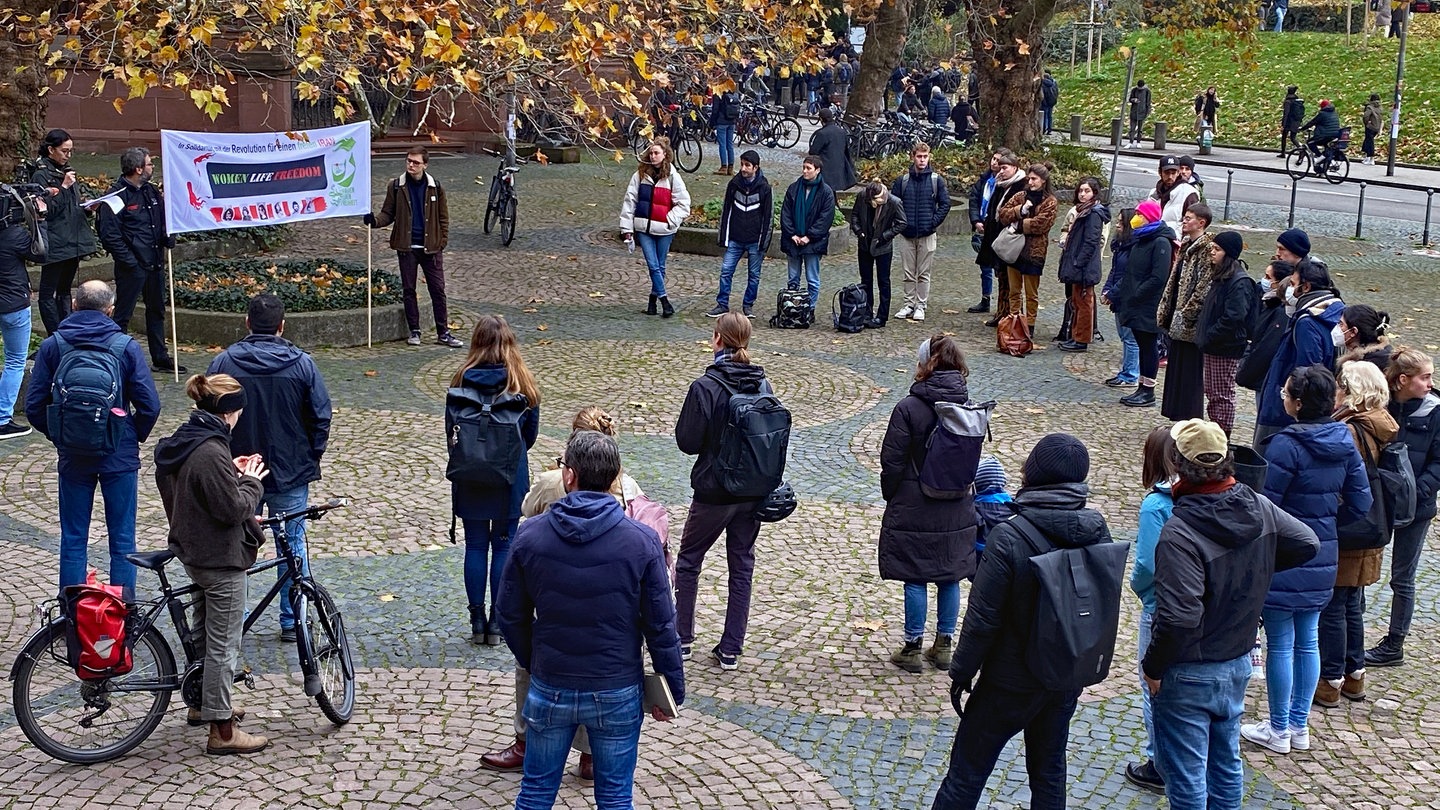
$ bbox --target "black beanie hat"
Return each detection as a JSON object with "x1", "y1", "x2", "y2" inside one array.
[
  {"x1": 739, "y1": 149, "x2": 761, "y2": 167},
  {"x1": 1022, "y1": 433, "x2": 1091, "y2": 488},
  {"x1": 1213, "y1": 230, "x2": 1244, "y2": 260}
]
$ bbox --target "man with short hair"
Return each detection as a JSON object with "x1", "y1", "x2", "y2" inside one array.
[
  {"x1": 709, "y1": 150, "x2": 772, "y2": 320},
  {"x1": 1150, "y1": 155, "x2": 1199, "y2": 242},
  {"x1": 365, "y1": 147, "x2": 463, "y2": 348},
  {"x1": 1280, "y1": 85, "x2": 1305, "y2": 157},
  {"x1": 1144, "y1": 419, "x2": 1318, "y2": 810},
  {"x1": 26, "y1": 280, "x2": 162, "y2": 598},
  {"x1": 1128, "y1": 79, "x2": 1153, "y2": 147},
  {"x1": 806, "y1": 107, "x2": 857, "y2": 194},
  {"x1": 891, "y1": 143, "x2": 951, "y2": 323},
  {"x1": 97, "y1": 147, "x2": 185, "y2": 373},
  {"x1": 498, "y1": 430, "x2": 683, "y2": 808},
  {"x1": 1039, "y1": 71, "x2": 1059, "y2": 135},
  {"x1": 1175, "y1": 155, "x2": 1205, "y2": 200},
  {"x1": 208, "y1": 293, "x2": 332, "y2": 641},
  {"x1": 780, "y1": 156, "x2": 837, "y2": 316}
]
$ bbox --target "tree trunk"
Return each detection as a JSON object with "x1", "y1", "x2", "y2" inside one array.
[
  {"x1": 850, "y1": 0, "x2": 913, "y2": 120},
  {"x1": 0, "y1": 1, "x2": 51, "y2": 173},
  {"x1": 966, "y1": 0, "x2": 1057, "y2": 151}
]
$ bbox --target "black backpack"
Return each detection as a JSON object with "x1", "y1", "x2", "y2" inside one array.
[
  {"x1": 443, "y1": 387, "x2": 530, "y2": 487},
  {"x1": 713, "y1": 376, "x2": 791, "y2": 499},
  {"x1": 46, "y1": 333, "x2": 131, "y2": 456},
  {"x1": 832, "y1": 284, "x2": 869, "y2": 333},
  {"x1": 770, "y1": 288, "x2": 811, "y2": 329},
  {"x1": 1011, "y1": 515, "x2": 1128, "y2": 691}
]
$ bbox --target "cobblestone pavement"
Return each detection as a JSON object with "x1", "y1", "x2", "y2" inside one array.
[{"x1": 3, "y1": 150, "x2": 1440, "y2": 809}]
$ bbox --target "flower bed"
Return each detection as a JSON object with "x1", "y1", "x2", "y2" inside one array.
[{"x1": 173, "y1": 258, "x2": 399, "y2": 313}]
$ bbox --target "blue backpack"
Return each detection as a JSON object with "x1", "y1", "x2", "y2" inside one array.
[
  {"x1": 916, "y1": 400, "x2": 995, "y2": 499},
  {"x1": 46, "y1": 333, "x2": 131, "y2": 456}
]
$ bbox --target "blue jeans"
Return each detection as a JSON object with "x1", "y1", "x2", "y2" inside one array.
[
  {"x1": 786, "y1": 253, "x2": 821, "y2": 309},
  {"x1": 1273, "y1": 5, "x2": 1286, "y2": 32},
  {"x1": 0, "y1": 307, "x2": 30, "y2": 423},
  {"x1": 517, "y1": 677, "x2": 644, "y2": 810},
  {"x1": 1137, "y1": 609, "x2": 1156, "y2": 759},
  {"x1": 634, "y1": 232, "x2": 674, "y2": 298},
  {"x1": 903, "y1": 581, "x2": 959, "y2": 641},
  {"x1": 715, "y1": 124, "x2": 735, "y2": 167},
  {"x1": 718, "y1": 241, "x2": 763, "y2": 309},
  {"x1": 58, "y1": 470, "x2": 138, "y2": 597},
  {"x1": 1261, "y1": 606, "x2": 1320, "y2": 733},
  {"x1": 257, "y1": 485, "x2": 310, "y2": 630},
  {"x1": 1042, "y1": 106, "x2": 1054, "y2": 133},
  {"x1": 978, "y1": 265, "x2": 994, "y2": 298},
  {"x1": 464, "y1": 518, "x2": 516, "y2": 624},
  {"x1": 1152, "y1": 653, "x2": 1251, "y2": 810},
  {"x1": 1114, "y1": 314, "x2": 1139, "y2": 383}
]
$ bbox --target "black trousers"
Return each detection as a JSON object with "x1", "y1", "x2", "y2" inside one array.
[
  {"x1": 858, "y1": 250, "x2": 892, "y2": 323},
  {"x1": 38, "y1": 257, "x2": 80, "y2": 335},
  {"x1": 112, "y1": 262, "x2": 170, "y2": 362}
]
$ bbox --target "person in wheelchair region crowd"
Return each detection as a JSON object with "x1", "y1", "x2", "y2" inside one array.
[{"x1": 153, "y1": 373, "x2": 270, "y2": 756}]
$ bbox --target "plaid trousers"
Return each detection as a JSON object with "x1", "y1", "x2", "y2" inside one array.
[{"x1": 1203, "y1": 354, "x2": 1242, "y2": 435}]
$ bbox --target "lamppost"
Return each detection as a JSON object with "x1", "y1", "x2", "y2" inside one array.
[{"x1": 1386, "y1": 4, "x2": 1409, "y2": 177}]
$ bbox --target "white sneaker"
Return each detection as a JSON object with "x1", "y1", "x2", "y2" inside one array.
[
  {"x1": 1240, "y1": 721, "x2": 1290, "y2": 754},
  {"x1": 912, "y1": 307, "x2": 926, "y2": 322},
  {"x1": 1363, "y1": 157, "x2": 1375, "y2": 165},
  {"x1": 895, "y1": 304, "x2": 915, "y2": 320},
  {"x1": 1289, "y1": 725, "x2": 1311, "y2": 751}
]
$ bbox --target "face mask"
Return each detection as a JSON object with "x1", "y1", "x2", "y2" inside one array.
[
  {"x1": 1284, "y1": 285, "x2": 1298, "y2": 305},
  {"x1": 1130, "y1": 214, "x2": 1146, "y2": 229},
  {"x1": 1259, "y1": 278, "x2": 1273, "y2": 294}
]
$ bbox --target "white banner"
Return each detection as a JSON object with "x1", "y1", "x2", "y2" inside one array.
[{"x1": 160, "y1": 123, "x2": 370, "y2": 235}]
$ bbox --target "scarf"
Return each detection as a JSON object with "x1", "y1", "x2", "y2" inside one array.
[
  {"x1": 1172, "y1": 476, "x2": 1236, "y2": 497},
  {"x1": 1059, "y1": 202, "x2": 1091, "y2": 247},
  {"x1": 713, "y1": 348, "x2": 736, "y2": 364},
  {"x1": 979, "y1": 174, "x2": 996, "y2": 218},
  {"x1": 1132, "y1": 219, "x2": 1166, "y2": 240},
  {"x1": 795, "y1": 176, "x2": 821, "y2": 230}
]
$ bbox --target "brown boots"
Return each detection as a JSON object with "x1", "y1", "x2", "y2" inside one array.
[
  {"x1": 206, "y1": 718, "x2": 269, "y2": 755},
  {"x1": 481, "y1": 737, "x2": 526, "y2": 771},
  {"x1": 713, "y1": 165, "x2": 732, "y2": 175}
]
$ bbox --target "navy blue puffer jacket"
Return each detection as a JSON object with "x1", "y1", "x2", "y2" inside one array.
[{"x1": 1261, "y1": 419, "x2": 1371, "y2": 611}]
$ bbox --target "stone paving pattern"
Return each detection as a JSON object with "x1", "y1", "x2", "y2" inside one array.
[{"x1": 3, "y1": 146, "x2": 1440, "y2": 809}]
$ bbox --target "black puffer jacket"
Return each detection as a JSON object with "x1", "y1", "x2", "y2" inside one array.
[
  {"x1": 878, "y1": 370, "x2": 978, "y2": 583},
  {"x1": 30, "y1": 156, "x2": 98, "y2": 264},
  {"x1": 1196, "y1": 261, "x2": 1258, "y2": 358},
  {"x1": 676, "y1": 359, "x2": 772, "y2": 505},
  {"x1": 1113, "y1": 223, "x2": 1175, "y2": 333},
  {"x1": 1057, "y1": 204, "x2": 1110, "y2": 286},
  {"x1": 948, "y1": 483, "x2": 1112, "y2": 692}
]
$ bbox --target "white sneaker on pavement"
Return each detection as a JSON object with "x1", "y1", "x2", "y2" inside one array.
[
  {"x1": 1240, "y1": 721, "x2": 1290, "y2": 754},
  {"x1": 912, "y1": 307, "x2": 926, "y2": 322},
  {"x1": 895, "y1": 304, "x2": 915, "y2": 320},
  {"x1": 1289, "y1": 725, "x2": 1311, "y2": 751}
]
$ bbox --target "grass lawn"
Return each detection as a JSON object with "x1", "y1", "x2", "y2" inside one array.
[{"x1": 1053, "y1": 30, "x2": 1440, "y2": 163}]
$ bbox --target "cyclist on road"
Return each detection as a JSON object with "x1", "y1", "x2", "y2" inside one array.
[
  {"x1": 153, "y1": 373, "x2": 269, "y2": 756},
  {"x1": 1301, "y1": 99, "x2": 1342, "y2": 171}
]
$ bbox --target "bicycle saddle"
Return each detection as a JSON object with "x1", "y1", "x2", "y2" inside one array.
[{"x1": 126, "y1": 550, "x2": 176, "y2": 570}]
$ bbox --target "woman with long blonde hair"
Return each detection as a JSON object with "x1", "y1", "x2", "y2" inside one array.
[{"x1": 448, "y1": 314, "x2": 540, "y2": 645}]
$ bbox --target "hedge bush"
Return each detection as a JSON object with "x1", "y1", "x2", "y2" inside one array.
[
  {"x1": 857, "y1": 142, "x2": 1105, "y2": 195},
  {"x1": 172, "y1": 257, "x2": 400, "y2": 313},
  {"x1": 688, "y1": 193, "x2": 847, "y2": 228}
]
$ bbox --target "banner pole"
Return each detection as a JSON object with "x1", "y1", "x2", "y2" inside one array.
[
  {"x1": 167, "y1": 247, "x2": 179, "y2": 383},
  {"x1": 366, "y1": 224, "x2": 373, "y2": 349}
]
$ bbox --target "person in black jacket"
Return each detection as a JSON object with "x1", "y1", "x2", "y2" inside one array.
[
  {"x1": 806, "y1": 107, "x2": 857, "y2": 194},
  {"x1": 780, "y1": 157, "x2": 837, "y2": 314},
  {"x1": 849, "y1": 182, "x2": 907, "y2": 328},
  {"x1": 207, "y1": 293, "x2": 333, "y2": 641},
  {"x1": 965, "y1": 153, "x2": 998, "y2": 313},
  {"x1": 1235, "y1": 259, "x2": 1295, "y2": 394},
  {"x1": 1056, "y1": 178, "x2": 1110, "y2": 352},
  {"x1": 1301, "y1": 99, "x2": 1342, "y2": 169},
  {"x1": 935, "y1": 434, "x2": 1110, "y2": 809},
  {"x1": 709, "y1": 150, "x2": 773, "y2": 319},
  {"x1": 0, "y1": 188, "x2": 46, "y2": 439},
  {"x1": 708, "y1": 82, "x2": 739, "y2": 176},
  {"x1": 1280, "y1": 86, "x2": 1305, "y2": 157},
  {"x1": 674, "y1": 312, "x2": 773, "y2": 672},
  {"x1": 97, "y1": 147, "x2": 183, "y2": 373},
  {"x1": 1194, "y1": 232, "x2": 1256, "y2": 435},
  {"x1": 1143, "y1": 419, "x2": 1317, "y2": 810},
  {"x1": 1113, "y1": 200, "x2": 1175, "y2": 407},
  {"x1": 880, "y1": 336, "x2": 977, "y2": 674},
  {"x1": 31, "y1": 129, "x2": 98, "y2": 336}
]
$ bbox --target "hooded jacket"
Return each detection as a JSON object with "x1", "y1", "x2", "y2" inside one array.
[
  {"x1": 849, "y1": 192, "x2": 907, "y2": 257},
  {"x1": 207, "y1": 334, "x2": 333, "y2": 493},
  {"x1": 96, "y1": 178, "x2": 167, "y2": 272},
  {"x1": 1257, "y1": 288, "x2": 1345, "y2": 428},
  {"x1": 154, "y1": 409, "x2": 266, "y2": 571},
  {"x1": 31, "y1": 156, "x2": 98, "y2": 265},
  {"x1": 1391, "y1": 391, "x2": 1440, "y2": 520},
  {"x1": 1196, "y1": 260, "x2": 1258, "y2": 358},
  {"x1": 1303, "y1": 105, "x2": 1341, "y2": 141},
  {"x1": 948, "y1": 483, "x2": 1112, "y2": 692},
  {"x1": 498, "y1": 490, "x2": 685, "y2": 701},
  {"x1": 1363, "y1": 100, "x2": 1384, "y2": 135},
  {"x1": 890, "y1": 166, "x2": 952, "y2": 238},
  {"x1": 373, "y1": 172, "x2": 449, "y2": 253},
  {"x1": 717, "y1": 169, "x2": 773, "y2": 251},
  {"x1": 25, "y1": 309, "x2": 162, "y2": 477},
  {"x1": 1282, "y1": 90, "x2": 1305, "y2": 131},
  {"x1": 1262, "y1": 419, "x2": 1371, "y2": 611},
  {"x1": 877, "y1": 371, "x2": 978, "y2": 584},
  {"x1": 1057, "y1": 204, "x2": 1110, "y2": 286},
  {"x1": 806, "y1": 123, "x2": 857, "y2": 193},
  {"x1": 1336, "y1": 340, "x2": 1391, "y2": 372},
  {"x1": 450, "y1": 365, "x2": 540, "y2": 521},
  {"x1": 1142, "y1": 482, "x2": 1318, "y2": 679},
  {"x1": 1113, "y1": 222, "x2": 1176, "y2": 333},
  {"x1": 676, "y1": 359, "x2": 772, "y2": 504}
]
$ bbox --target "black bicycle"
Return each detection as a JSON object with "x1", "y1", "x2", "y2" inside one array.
[
  {"x1": 1285, "y1": 130, "x2": 1351, "y2": 185},
  {"x1": 9, "y1": 500, "x2": 356, "y2": 763},
  {"x1": 482, "y1": 150, "x2": 526, "y2": 247}
]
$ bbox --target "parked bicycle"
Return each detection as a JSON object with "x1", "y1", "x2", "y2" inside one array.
[
  {"x1": 482, "y1": 150, "x2": 526, "y2": 247},
  {"x1": 10, "y1": 500, "x2": 356, "y2": 764},
  {"x1": 1285, "y1": 129, "x2": 1351, "y2": 185},
  {"x1": 735, "y1": 102, "x2": 801, "y2": 149}
]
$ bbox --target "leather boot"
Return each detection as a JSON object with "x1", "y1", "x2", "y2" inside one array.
[
  {"x1": 206, "y1": 719, "x2": 269, "y2": 755},
  {"x1": 481, "y1": 737, "x2": 526, "y2": 772},
  {"x1": 577, "y1": 752, "x2": 595, "y2": 782},
  {"x1": 644, "y1": 295, "x2": 658, "y2": 316},
  {"x1": 1121, "y1": 384, "x2": 1156, "y2": 407},
  {"x1": 660, "y1": 296, "x2": 675, "y2": 318},
  {"x1": 469, "y1": 604, "x2": 486, "y2": 644},
  {"x1": 966, "y1": 297, "x2": 991, "y2": 313},
  {"x1": 484, "y1": 605, "x2": 502, "y2": 647}
]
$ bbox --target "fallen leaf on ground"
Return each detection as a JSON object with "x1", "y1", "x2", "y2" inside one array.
[
  {"x1": 537, "y1": 324, "x2": 549, "y2": 331},
  {"x1": 536, "y1": 338, "x2": 553, "y2": 345},
  {"x1": 363, "y1": 370, "x2": 379, "y2": 377},
  {"x1": 942, "y1": 331, "x2": 956, "y2": 336},
  {"x1": 852, "y1": 619, "x2": 885, "y2": 632},
  {"x1": 628, "y1": 401, "x2": 648, "y2": 409},
  {"x1": 1024, "y1": 407, "x2": 1045, "y2": 414},
  {"x1": 522, "y1": 307, "x2": 539, "y2": 313},
  {"x1": 378, "y1": 594, "x2": 395, "y2": 602},
  {"x1": 942, "y1": 308, "x2": 960, "y2": 314},
  {"x1": 589, "y1": 291, "x2": 606, "y2": 297},
  {"x1": 207, "y1": 345, "x2": 223, "y2": 353}
]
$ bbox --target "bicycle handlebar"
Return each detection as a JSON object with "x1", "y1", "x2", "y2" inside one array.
[
  {"x1": 261, "y1": 498, "x2": 348, "y2": 528},
  {"x1": 481, "y1": 149, "x2": 529, "y2": 164}
]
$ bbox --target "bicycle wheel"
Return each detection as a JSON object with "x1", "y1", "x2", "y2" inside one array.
[
  {"x1": 500, "y1": 197, "x2": 518, "y2": 247},
  {"x1": 774, "y1": 117, "x2": 802, "y2": 149},
  {"x1": 674, "y1": 133, "x2": 702, "y2": 173},
  {"x1": 1326, "y1": 153, "x2": 1350, "y2": 185},
  {"x1": 626, "y1": 118, "x2": 649, "y2": 152},
  {"x1": 1284, "y1": 148, "x2": 1311, "y2": 181},
  {"x1": 12, "y1": 620, "x2": 176, "y2": 763},
  {"x1": 297, "y1": 583, "x2": 355, "y2": 725},
  {"x1": 483, "y1": 175, "x2": 502, "y2": 234},
  {"x1": 738, "y1": 114, "x2": 760, "y2": 145}
]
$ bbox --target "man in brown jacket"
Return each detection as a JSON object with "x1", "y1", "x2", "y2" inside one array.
[{"x1": 364, "y1": 147, "x2": 462, "y2": 347}]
